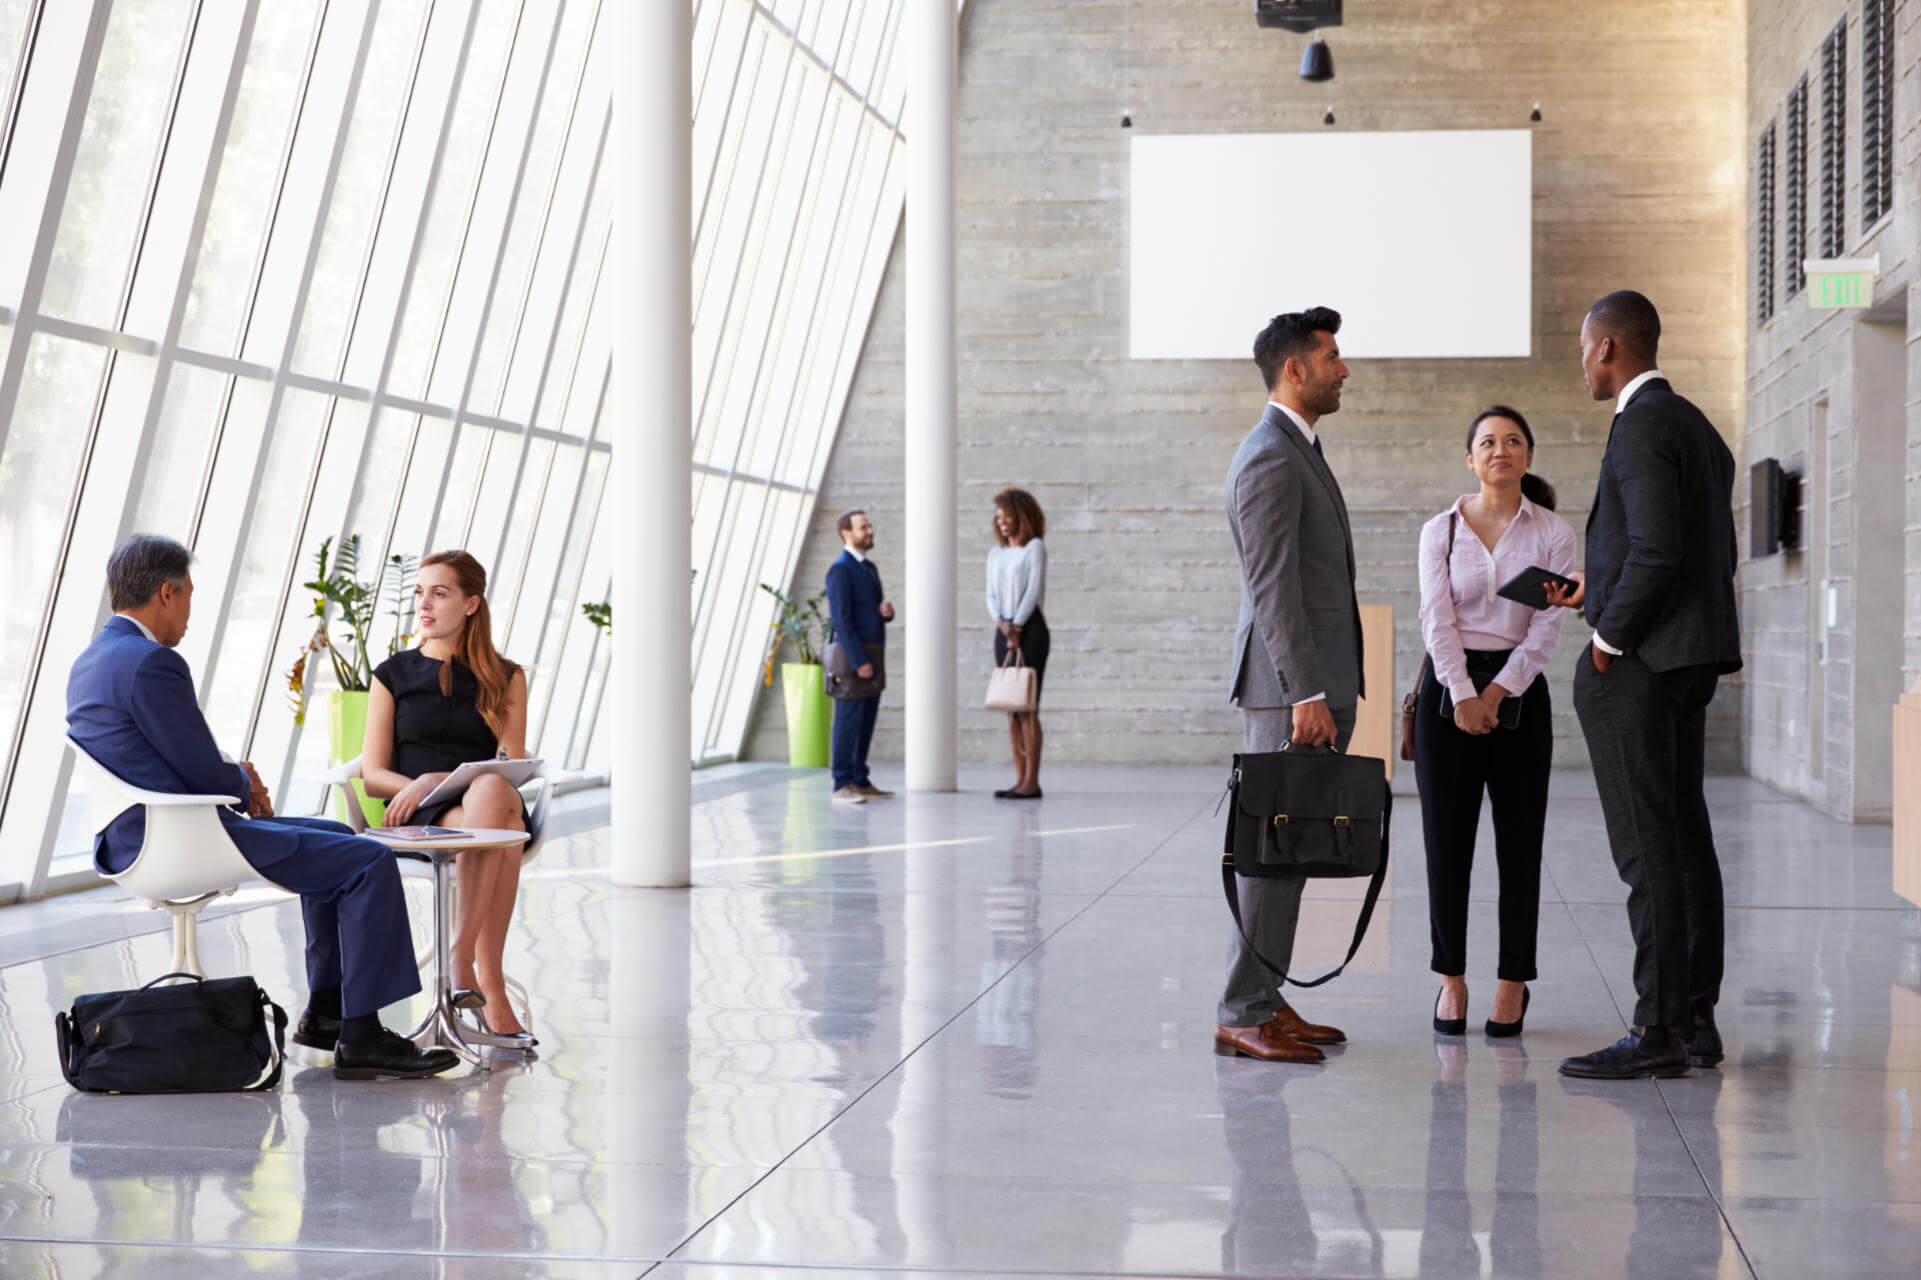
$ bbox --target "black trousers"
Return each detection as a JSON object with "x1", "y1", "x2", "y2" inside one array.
[
  {"x1": 1413, "y1": 652, "x2": 1551, "y2": 981},
  {"x1": 1573, "y1": 648, "x2": 1723, "y2": 1030}
]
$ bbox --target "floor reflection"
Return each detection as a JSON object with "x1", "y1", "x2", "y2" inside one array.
[
  {"x1": 1421, "y1": 1043, "x2": 1540, "y2": 1278},
  {"x1": 56, "y1": 1089, "x2": 287, "y2": 1267},
  {"x1": 288, "y1": 1065, "x2": 547, "y2": 1262},
  {"x1": 9, "y1": 770, "x2": 1921, "y2": 1275},
  {"x1": 977, "y1": 806, "x2": 1044, "y2": 1097}
]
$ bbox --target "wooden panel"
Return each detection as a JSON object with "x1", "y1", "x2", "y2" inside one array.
[
  {"x1": 1351, "y1": 605, "x2": 1396, "y2": 780},
  {"x1": 1892, "y1": 697, "x2": 1921, "y2": 907}
]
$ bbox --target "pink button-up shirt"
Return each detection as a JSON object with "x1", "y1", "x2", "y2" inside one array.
[{"x1": 1418, "y1": 496, "x2": 1579, "y2": 704}]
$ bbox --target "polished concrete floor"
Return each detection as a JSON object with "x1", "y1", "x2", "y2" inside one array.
[{"x1": 0, "y1": 764, "x2": 1917, "y2": 1278}]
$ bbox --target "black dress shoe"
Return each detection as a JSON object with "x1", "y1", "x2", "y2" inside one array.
[
  {"x1": 333, "y1": 1030, "x2": 461, "y2": 1080},
  {"x1": 1686, "y1": 1017, "x2": 1724, "y2": 1068},
  {"x1": 1484, "y1": 987, "x2": 1530, "y2": 1038},
  {"x1": 1005, "y1": 788, "x2": 1043, "y2": 800},
  {"x1": 1558, "y1": 1030, "x2": 1689, "y2": 1080},
  {"x1": 1432, "y1": 986, "x2": 1466, "y2": 1036},
  {"x1": 292, "y1": 1009, "x2": 342, "y2": 1050}
]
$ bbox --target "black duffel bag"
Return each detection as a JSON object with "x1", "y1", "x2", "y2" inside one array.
[
  {"x1": 1221, "y1": 744, "x2": 1392, "y2": 987},
  {"x1": 55, "y1": 972, "x2": 287, "y2": 1094}
]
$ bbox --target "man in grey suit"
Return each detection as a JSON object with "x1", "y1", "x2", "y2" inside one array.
[{"x1": 1215, "y1": 306, "x2": 1362, "y2": 1065}]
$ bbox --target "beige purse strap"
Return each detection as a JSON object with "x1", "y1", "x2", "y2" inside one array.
[{"x1": 1000, "y1": 644, "x2": 1025, "y2": 670}]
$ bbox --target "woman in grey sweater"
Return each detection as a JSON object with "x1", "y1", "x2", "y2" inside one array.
[{"x1": 987, "y1": 487, "x2": 1049, "y2": 799}]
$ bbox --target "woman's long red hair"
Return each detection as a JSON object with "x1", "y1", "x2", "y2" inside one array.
[{"x1": 421, "y1": 550, "x2": 519, "y2": 738}]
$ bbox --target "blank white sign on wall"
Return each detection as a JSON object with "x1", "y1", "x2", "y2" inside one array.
[{"x1": 1129, "y1": 129, "x2": 1533, "y2": 360}]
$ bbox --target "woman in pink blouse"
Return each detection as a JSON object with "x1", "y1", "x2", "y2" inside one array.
[{"x1": 1417, "y1": 406, "x2": 1578, "y2": 1039}]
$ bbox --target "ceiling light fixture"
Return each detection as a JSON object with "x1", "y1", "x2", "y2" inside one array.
[{"x1": 1300, "y1": 38, "x2": 1334, "y2": 82}]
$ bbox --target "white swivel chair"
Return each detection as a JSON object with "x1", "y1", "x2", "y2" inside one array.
[
  {"x1": 319, "y1": 757, "x2": 558, "y2": 1035},
  {"x1": 65, "y1": 736, "x2": 283, "y2": 979}
]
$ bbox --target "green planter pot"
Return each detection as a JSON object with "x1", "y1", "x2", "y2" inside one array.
[
  {"x1": 781, "y1": 663, "x2": 832, "y2": 768},
  {"x1": 326, "y1": 689, "x2": 386, "y2": 827}
]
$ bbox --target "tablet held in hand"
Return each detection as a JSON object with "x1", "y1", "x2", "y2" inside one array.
[{"x1": 1497, "y1": 566, "x2": 1580, "y2": 611}]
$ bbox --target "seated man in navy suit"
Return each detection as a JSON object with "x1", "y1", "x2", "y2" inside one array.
[{"x1": 67, "y1": 535, "x2": 456, "y2": 1081}]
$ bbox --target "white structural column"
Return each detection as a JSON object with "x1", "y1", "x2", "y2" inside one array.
[
  {"x1": 611, "y1": 0, "x2": 693, "y2": 885},
  {"x1": 905, "y1": 0, "x2": 959, "y2": 793}
]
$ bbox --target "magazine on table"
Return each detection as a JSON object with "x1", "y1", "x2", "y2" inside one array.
[{"x1": 368, "y1": 824, "x2": 466, "y2": 841}]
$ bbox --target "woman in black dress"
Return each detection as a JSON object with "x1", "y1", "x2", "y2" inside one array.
[{"x1": 362, "y1": 550, "x2": 532, "y2": 1037}]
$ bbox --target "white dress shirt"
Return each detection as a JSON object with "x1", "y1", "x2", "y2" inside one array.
[
  {"x1": 116, "y1": 613, "x2": 159, "y2": 644},
  {"x1": 1591, "y1": 369, "x2": 1666, "y2": 657},
  {"x1": 1420, "y1": 497, "x2": 1578, "y2": 703},
  {"x1": 1266, "y1": 400, "x2": 1327, "y2": 705}
]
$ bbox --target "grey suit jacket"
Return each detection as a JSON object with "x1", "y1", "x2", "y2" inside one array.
[{"x1": 1227, "y1": 403, "x2": 1365, "y2": 710}]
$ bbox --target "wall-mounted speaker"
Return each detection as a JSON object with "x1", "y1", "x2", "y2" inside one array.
[{"x1": 1750, "y1": 457, "x2": 1803, "y2": 557}]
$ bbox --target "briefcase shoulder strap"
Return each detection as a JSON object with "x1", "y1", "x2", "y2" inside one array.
[
  {"x1": 1220, "y1": 790, "x2": 1392, "y2": 988},
  {"x1": 251, "y1": 989, "x2": 288, "y2": 1092}
]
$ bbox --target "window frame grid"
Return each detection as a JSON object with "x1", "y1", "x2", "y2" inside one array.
[
  {"x1": 185, "y1": 0, "x2": 425, "y2": 724},
  {"x1": 476, "y1": 103, "x2": 610, "y2": 576},
  {"x1": 0, "y1": 3, "x2": 620, "y2": 895},
  {"x1": 692, "y1": 0, "x2": 905, "y2": 756},
  {"x1": 1818, "y1": 16, "x2": 1846, "y2": 261},
  {"x1": 0, "y1": 0, "x2": 185, "y2": 880},
  {"x1": 1861, "y1": 0, "x2": 1893, "y2": 231},
  {"x1": 420, "y1": 0, "x2": 595, "y2": 554},
  {"x1": 525, "y1": 359, "x2": 610, "y2": 747},
  {"x1": 1756, "y1": 118, "x2": 1776, "y2": 325},
  {"x1": 1785, "y1": 74, "x2": 1808, "y2": 297}
]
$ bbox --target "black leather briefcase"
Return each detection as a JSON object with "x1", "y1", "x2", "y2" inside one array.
[
  {"x1": 55, "y1": 972, "x2": 287, "y2": 1094},
  {"x1": 1221, "y1": 745, "x2": 1392, "y2": 987}
]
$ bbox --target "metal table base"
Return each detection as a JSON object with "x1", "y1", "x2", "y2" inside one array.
[{"x1": 399, "y1": 845, "x2": 532, "y2": 1070}]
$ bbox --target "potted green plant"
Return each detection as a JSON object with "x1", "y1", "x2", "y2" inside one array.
[
  {"x1": 284, "y1": 536, "x2": 417, "y2": 825},
  {"x1": 760, "y1": 583, "x2": 832, "y2": 768}
]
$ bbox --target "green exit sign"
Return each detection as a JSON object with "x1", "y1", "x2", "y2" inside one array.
[{"x1": 1804, "y1": 256, "x2": 1879, "y2": 310}]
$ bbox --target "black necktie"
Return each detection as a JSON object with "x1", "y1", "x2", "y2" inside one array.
[{"x1": 1311, "y1": 435, "x2": 1324, "y2": 460}]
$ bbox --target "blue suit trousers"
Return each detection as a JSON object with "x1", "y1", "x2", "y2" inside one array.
[
  {"x1": 831, "y1": 695, "x2": 880, "y2": 790},
  {"x1": 244, "y1": 815, "x2": 421, "y2": 1019}
]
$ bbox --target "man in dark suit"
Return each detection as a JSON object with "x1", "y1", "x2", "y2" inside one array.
[
  {"x1": 824, "y1": 510, "x2": 894, "y2": 803},
  {"x1": 1549, "y1": 291, "x2": 1742, "y2": 1080},
  {"x1": 67, "y1": 535, "x2": 457, "y2": 1080},
  {"x1": 1214, "y1": 307, "x2": 1361, "y2": 1065}
]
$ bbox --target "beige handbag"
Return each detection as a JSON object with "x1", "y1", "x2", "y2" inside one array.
[{"x1": 984, "y1": 647, "x2": 1038, "y2": 712}]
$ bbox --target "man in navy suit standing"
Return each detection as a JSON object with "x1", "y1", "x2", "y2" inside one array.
[
  {"x1": 67, "y1": 535, "x2": 457, "y2": 1080},
  {"x1": 823, "y1": 510, "x2": 894, "y2": 804}
]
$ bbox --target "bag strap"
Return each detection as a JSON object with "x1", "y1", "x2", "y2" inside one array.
[
  {"x1": 142, "y1": 972, "x2": 204, "y2": 989},
  {"x1": 248, "y1": 990, "x2": 288, "y2": 1092},
  {"x1": 1220, "y1": 790, "x2": 1392, "y2": 988},
  {"x1": 1428, "y1": 508, "x2": 1460, "y2": 678}
]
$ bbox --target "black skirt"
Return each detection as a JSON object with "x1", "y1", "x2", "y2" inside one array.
[{"x1": 992, "y1": 609, "x2": 1050, "y2": 702}]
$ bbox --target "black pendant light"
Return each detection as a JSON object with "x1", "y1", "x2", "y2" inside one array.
[{"x1": 1299, "y1": 38, "x2": 1334, "y2": 82}]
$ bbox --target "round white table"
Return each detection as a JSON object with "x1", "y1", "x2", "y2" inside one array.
[{"x1": 361, "y1": 826, "x2": 531, "y2": 1069}]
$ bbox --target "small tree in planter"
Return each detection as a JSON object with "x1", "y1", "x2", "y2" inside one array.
[
  {"x1": 283, "y1": 536, "x2": 418, "y2": 823},
  {"x1": 760, "y1": 583, "x2": 832, "y2": 767}
]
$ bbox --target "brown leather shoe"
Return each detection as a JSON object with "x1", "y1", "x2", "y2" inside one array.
[
  {"x1": 1214, "y1": 1022, "x2": 1325, "y2": 1063},
  {"x1": 1270, "y1": 1003, "x2": 1345, "y2": 1045}
]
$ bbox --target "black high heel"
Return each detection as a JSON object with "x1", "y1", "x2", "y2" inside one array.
[
  {"x1": 1484, "y1": 986, "x2": 1530, "y2": 1038},
  {"x1": 1433, "y1": 985, "x2": 1467, "y2": 1036}
]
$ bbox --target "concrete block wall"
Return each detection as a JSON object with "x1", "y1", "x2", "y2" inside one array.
[
  {"x1": 745, "y1": 0, "x2": 1747, "y2": 771},
  {"x1": 1743, "y1": 0, "x2": 1918, "y2": 820}
]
